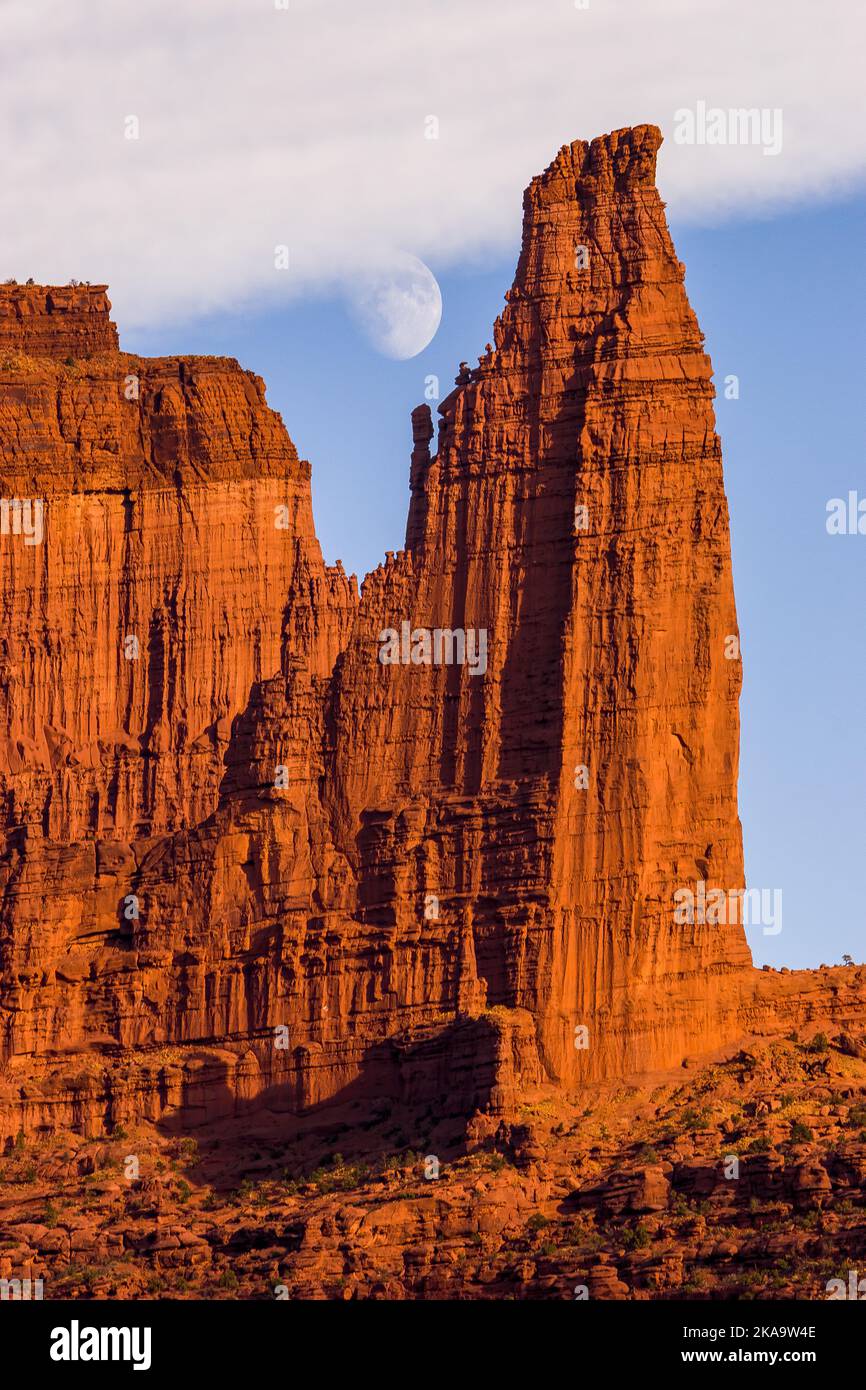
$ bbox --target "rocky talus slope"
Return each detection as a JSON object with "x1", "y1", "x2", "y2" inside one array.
[
  {"x1": 3, "y1": 1001, "x2": 866, "y2": 1300},
  {"x1": 0, "y1": 127, "x2": 859, "y2": 1299}
]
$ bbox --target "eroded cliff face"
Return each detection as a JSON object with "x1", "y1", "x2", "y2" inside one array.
[
  {"x1": 0, "y1": 128, "x2": 759, "y2": 1141},
  {"x1": 327, "y1": 123, "x2": 752, "y2": 1086},
  {"x1": 0, "y1": 287, "x2": 357, "y2": 1077},
  {"x1": 0, "y1": 284, "x2": 119, "y2": 358}
]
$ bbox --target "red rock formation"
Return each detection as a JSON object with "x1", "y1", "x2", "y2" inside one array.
[
  {"x1": 0, "y1": 126, "x2": 763, "y2": 1143},
  {"x1": 324, "y1": 123, "x2": 752, "y2": 1090},
  {"x1": 0, "y1": 291, "x2": 356, "y2": 1074},
  {"x1": 0, "y1": 283, "x2": 119, "y2": 359}
]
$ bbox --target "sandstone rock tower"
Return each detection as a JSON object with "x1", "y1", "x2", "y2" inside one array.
[{"x1": 0, "y1": 127, "x2": 752, "y2": 1139}]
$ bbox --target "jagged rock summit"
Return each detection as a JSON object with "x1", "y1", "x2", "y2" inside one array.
[{"x1": 0, "y1": 127, "x2": 820, "y2": 1145}]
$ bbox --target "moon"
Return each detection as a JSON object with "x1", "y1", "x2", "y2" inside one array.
[{"x1": 347, "y1": 253, "x2": 442, "y2": 360}]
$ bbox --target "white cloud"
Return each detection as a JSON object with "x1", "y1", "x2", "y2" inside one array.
[{"x1": 0, "y1": 0, "x2": 863, "y2": 327}]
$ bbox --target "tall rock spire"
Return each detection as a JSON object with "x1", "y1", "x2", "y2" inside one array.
[{"x1": 328, "y1": 124, "x2": 750, "y2": 1080}]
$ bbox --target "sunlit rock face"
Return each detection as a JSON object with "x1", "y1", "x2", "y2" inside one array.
[{"x1": 0, "y1": 128, "x2": 756, "y2": 1141}]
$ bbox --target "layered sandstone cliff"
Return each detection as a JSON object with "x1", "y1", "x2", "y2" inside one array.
[
  {"x1": 0, "y1": 283, "x2": 119, "y2": 359},
  {"x1": 0, "y1": 127, "x2": 767, "y2": 1142}
]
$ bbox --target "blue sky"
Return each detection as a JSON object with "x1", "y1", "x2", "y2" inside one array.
[
  {"x1": 127, "y1": 188, "x2": 866, "y2": 971},
  {"x1": 676, "y1": 195, "x2": 866, "y2": 971}
]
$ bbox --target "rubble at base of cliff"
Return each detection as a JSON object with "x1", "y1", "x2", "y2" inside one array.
[{"x1": 3, "y1": 1021, "x2": 866, "y2": 1301}]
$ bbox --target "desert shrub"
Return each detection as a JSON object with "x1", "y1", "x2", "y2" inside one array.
[
  {"x1": 680, "y1": 1106, "x2": 711, "y2": 1133},
  {"x1": 526, "y1": 1213, "x2": 550, "y2": 1233},
  {"x1": 622, "y1": 1222, "x2": 651, "y2": 1251},
  {"x1": 747, "y1": 1135, "x2": 773, "y2": 1153}
]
